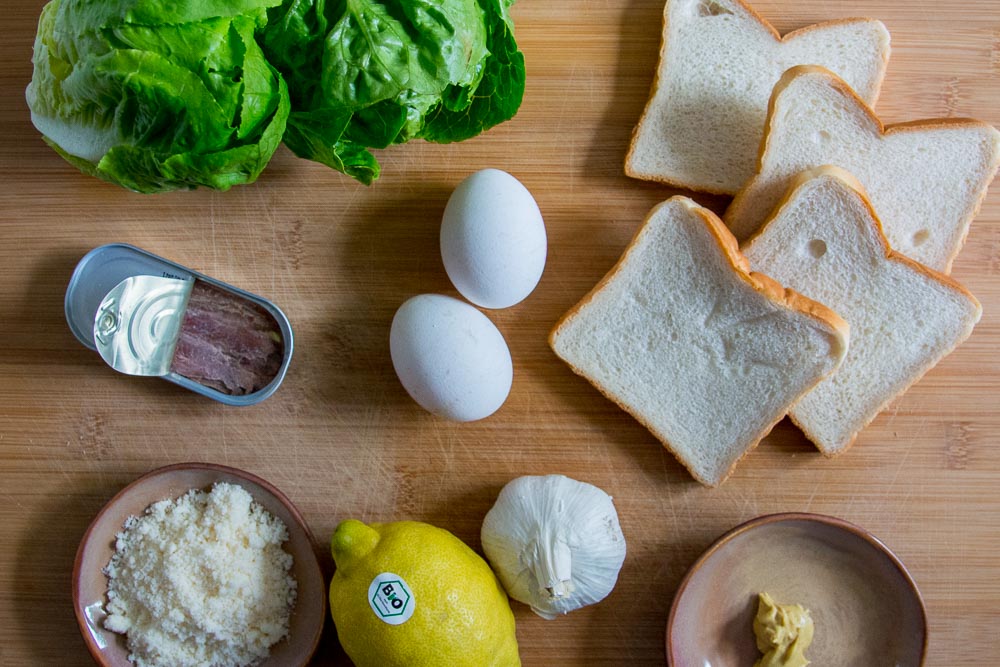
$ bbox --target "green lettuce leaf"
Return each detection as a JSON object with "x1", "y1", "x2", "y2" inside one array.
[
  {"x1": 419, "y1": 0, "x2": 525, "y2": 143},
  {"x1": 261, "y1": 0, "x2": 520, "y2": 184},
  {"x1": 60, "y1": 0, "x2": 282, "y2": 32},
  {"x1": 26, "y1": 0, "x2": 289, "y2": 192},
  {"x1": 282, "y1": 108, "x2": 381, "y2": 185},
  {"x1": 261, "y1": 0, "x2": 329, "y2": 107},
  {"x1": 321, "y1": 1, "x2": 413, "y2": 109},
  {"x1": 93, "y1": 77, "x2": 290, "y2": 192},
  {"x1": 233, "y1": 16, "x2": 285, "y2": 139}
]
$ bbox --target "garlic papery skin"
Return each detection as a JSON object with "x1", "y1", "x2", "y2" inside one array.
[{"x1": 481, "y1": 474, "x2": 627, "y2": 619}]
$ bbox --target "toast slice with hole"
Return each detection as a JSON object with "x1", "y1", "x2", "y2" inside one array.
[
  {"x1": 725, "y1": 66, "x2": 1000, "y2": 273},
  {"x1": 742, "y1": 166, "x2": 982, "y2": 455}
]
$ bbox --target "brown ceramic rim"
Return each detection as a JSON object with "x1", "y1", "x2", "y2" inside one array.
[
  {"x1": 664, "y1": 511, "x2": 928, "y2": 666},
  {"x1": 71, "y1": 462, "x2": 325, "y2": 667}
]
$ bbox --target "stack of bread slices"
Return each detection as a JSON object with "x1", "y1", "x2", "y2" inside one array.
[{"x1": 551, "y1": 0, "x2": 998, "y2": 486}]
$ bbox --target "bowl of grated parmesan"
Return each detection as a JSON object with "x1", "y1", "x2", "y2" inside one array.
[{"x1": 73, "y1": 463, "x2": 326, "y2": 667}]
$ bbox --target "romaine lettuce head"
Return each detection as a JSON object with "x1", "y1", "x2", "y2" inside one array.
[
  {"x1": 26, "y1": 0, "x2": 290, "y2": 193},
  {"x1": 262, "y1": 0, "x2": 524, "y2": 185}
]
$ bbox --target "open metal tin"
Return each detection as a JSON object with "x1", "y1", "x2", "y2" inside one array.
[{"x1": 66, "y1": 244, "x2": 293, "y2": 406}]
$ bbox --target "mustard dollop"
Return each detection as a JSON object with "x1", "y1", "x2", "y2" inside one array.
[{"x1": 752, "y1": 592, "x2": 814, "y2": 667}]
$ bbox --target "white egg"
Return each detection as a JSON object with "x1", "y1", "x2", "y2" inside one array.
[
  {"x1": 390, "y1": 294, "x2": 513, "y2": 422},
  {"x1": 441, "y1": 169, "x2": 547, "y2": 309}
]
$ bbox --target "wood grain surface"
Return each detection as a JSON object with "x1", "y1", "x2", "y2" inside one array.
[{"x1": 2, "y1": 0, "x2": 999, "y2": 664}]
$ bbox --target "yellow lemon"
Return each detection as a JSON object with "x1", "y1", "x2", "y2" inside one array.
[{"x1": 329, "y1": 519, "x2": 520, "y2": 667}]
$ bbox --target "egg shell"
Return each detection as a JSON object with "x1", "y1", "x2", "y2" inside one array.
[
  {"x1": 389, "y1": 294, "x2": 513, "y2": 422},
  {"x1": 441, "y1": 169, "x2": 547, "y2": 309}
]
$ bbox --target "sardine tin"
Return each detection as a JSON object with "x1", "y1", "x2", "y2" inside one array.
[{"x1": 65, "y1": 244, "x2": 294, "y2": 406}]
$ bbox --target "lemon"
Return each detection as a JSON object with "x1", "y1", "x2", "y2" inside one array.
[{"x1": 328, "y1": 519, "x2": 520, "y2": 667}]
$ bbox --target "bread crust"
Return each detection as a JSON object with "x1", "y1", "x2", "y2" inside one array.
[
  {"x1": 624, "y1": 0, "x2": 890, "y2": 194},
  {"x1": 726, "y1": 65, "x2": 1000, "y2": 270},
  {"x1": 742, "y1": 165, "x2": 983, "y2": 456},
  {"x1": 549, "y1": 197, "x2": 849, "y2": 486}
]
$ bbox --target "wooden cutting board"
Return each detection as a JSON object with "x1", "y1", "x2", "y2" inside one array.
[{"x1": 2, "y1": 0, "x2": 999, "y2": 664}]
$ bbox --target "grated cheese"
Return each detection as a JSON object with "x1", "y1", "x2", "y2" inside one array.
[{"x1": 104, "y1": 482, "x2": 297, "y2": 667}]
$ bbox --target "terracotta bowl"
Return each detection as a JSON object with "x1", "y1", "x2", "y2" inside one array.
[
  {"x1": 666, "y1": 512, "x2": 927, "y2": 667},
  {"x1": 73, "y1": 463, "x2": 326, "y2": 667}
]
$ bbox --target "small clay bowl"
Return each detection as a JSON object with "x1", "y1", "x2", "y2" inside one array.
[
  {"x1": 73, "y1": 463, "x2": 326, "y2": 667},
  {"x1": 666, "y1": 512, "x2": 927, "y2": 667}
]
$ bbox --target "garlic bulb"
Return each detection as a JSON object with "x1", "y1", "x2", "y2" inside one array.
[{"x1": 481, "y1": 474, "x2": 626, "y2": 619}]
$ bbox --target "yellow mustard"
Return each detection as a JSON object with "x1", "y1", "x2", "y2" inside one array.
[{"x1": 752, "y1": 592, "x2": 814, "y2": 667}]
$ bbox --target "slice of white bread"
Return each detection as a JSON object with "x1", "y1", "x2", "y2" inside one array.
[
  {"x1": 549, "y1": 197, "x2": 849, "y2": 486},
  {"x1": 625, "y1": 0, "x2": 889, "y2": 195},
  {"x1": 725, "y1": 66, "x2": 1000, "y2": 272},
  {"x1": 742, "y1": 166, "x2": 982, "y2": 455}
]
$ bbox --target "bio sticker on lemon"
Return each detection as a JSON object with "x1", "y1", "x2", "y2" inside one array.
[{"x1": 367, "y1": 573, "x2": 415, "y2": 625}]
